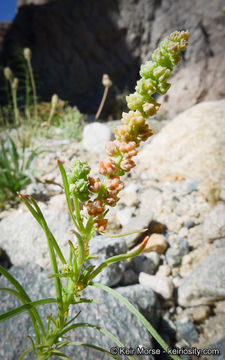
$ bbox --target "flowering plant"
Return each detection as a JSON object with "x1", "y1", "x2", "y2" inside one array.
[{"x1": 0, "y1": 31, "x2": 189, "y2": 360}]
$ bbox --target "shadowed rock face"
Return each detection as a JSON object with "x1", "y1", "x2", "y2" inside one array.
[
  {"x1": 1, "y1": 0, "x2": 225, "y2": 115},
  {"x1": 0, "y1": 22, "x2": 11, "y2": 51},
  {"x1": 1, "y1": 0, "x2": 141, "y2": 114},
  {"x1": 17, "y1": 0, "x2": 49, "y2": 5}
]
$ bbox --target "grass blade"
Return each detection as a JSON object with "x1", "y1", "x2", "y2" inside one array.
[
  {"x1": 0, "y1": 265, "x2": 46, "y2": 339},
  {"x1": 18, "y1": 346, "x2": 33, "y2": 360},
  {"x1": 57, "y1": 159, "x2": 79, "y2": 230},
  {"x1": 0, "y1": 298, "x2": 58, "y2": 322},
  {"x1": 58, "y1": 322, "x2": 135, "y2": 360},
  {"x1": 69, "y1": 341, "x2": 122, "y2": 360},
  {"x1": 88, "y1": 237, "x2": 149, "y2": 282}
]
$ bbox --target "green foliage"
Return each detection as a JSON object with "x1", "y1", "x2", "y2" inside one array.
[
  {"x1": 57, "y1": 106, "x2": 84, "y2": 140},
  {"x1": 0, "y1": 136, "x2": 38, "y2": 207},
  {"x1": 0, "y1": 31, "x2": 189, "y2": 360},
  {"x1": 33, "y1": 100, "x2": 66, "y2": 123},
  {"x1": 38, "y1": 105, "x2": 85, "y2": 141}
]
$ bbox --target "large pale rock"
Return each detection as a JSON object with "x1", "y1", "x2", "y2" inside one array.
[
  {"x1": 203, "y1": 202, "x2": 225, "y2": 242},
  {"x1": 178, "y1": 249, "x2": 225, "y2": 307},
  {"x1": 0, "y1": 210, "x2": 73, "y2": 268},
  {"x1": 139, "y1": 101, "x2": 225, "y2": 182},
  {"x1": 82, "y1": 122, "x2": 112, "y2": 154}
]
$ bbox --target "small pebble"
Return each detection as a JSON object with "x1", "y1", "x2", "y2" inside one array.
[{"x1": 143, "y1": 234, "x2": 167, "y2": 254}]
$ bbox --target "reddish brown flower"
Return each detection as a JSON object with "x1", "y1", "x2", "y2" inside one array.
[
  {"x1": 88, "y1": 176, "x2": 102, "y2": 193},
  {"x1": 86, "y1": 199, "x2": 105, "y2": 216},
  {"x1": 93, "y1": 218, "x2": 108, "y2": 232},
  {"x1": 99, "y1": 158, "x2": 117, "y2": 176},
  {"x1": 120, "y1": 159, "x2": 136, "y2": 172}
]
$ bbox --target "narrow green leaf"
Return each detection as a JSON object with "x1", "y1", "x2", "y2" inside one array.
[
  {"x1": 18, "y1": 346, "x2": 33, "y2": 360},
  {"x1": 19, "y1": 193, "x2": 65, "y2": 265},
  {"x1": 92, "y1": 282, "x2": 181, "y2": 360},
  {"x1": 18, "y1": 193, "x2": 42, "y2": 226},
  {"x1": 100, "y1": 228, "x2": 148, "y2": 238},
  {"x1": 58, "y1": 322, "x2": 135, "y2": 360},
  {"x1": 69, "y1": 341, "x2": 122, "y2": 360},
  {"x1": 57, "y1": 159, "x2": 80, "y2": 230},
  {"x1": 8, "y1": 137, "x2": 19, "y2": 170},
  {"x1": 64, "y1": 310, "x2": 81, "y2": 327},
  {"x1": 0, "y1": 298, "x2": 57, "y2": 322},
  {"x1": 85, "y1": 216, "x2": 94, "y2": 241},
  {"x1": 88, "y1": 237, "x2": 149, "y2": 282},
  {"x1": 27, "y1": 335, "x2": 36, "y2": 354},
  {"x1": 0, "y1": 287, "x2": 43, "y2": 342},
  {"x1": 0, "y1": 265, "x2": 45, "y2": 339},
  {"x1": 26, "y1": 196, "x2": 64, "y2": 320},
  {"x1": 50, "y1": 351, "x2": 71, "y2": 359}
]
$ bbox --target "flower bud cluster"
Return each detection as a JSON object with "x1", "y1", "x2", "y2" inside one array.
[
  {"x1": 68, "y1": 160, "x2": 91, "y2": 202},
  {"x1": 69, "y1": 31, "x2": 190, "y2": 232},
  {"x1": 126, "y1": 31, "x2": 190, "y2": 117}
]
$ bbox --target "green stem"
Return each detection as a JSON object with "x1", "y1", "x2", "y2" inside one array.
[
  {"x1": 47, "y1": 101, "x2": 56, "y2": 126},
  {"x1": 73, "y1": 231, "x2": 86, "y2": 268},
  {"x1": 72, "y1": 193, "x2": 84, "y2": 233},
  {"x1": 41, "y1": 220, "x2": 64, "y2": 327},
  {"x1": 27, "y1": 59, "x2": 38, "y2": 121},
  {"x1": 11, "y1": 86, "x2": 19, "y2": 126}
]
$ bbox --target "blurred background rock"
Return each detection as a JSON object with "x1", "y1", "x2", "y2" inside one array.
[{"x1": 0, "y1": 0, "x2": 224, "y2": 118}]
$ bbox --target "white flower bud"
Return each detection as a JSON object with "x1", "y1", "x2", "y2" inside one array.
[
  {"x1": 23, "y1": 48, "x2": 32, "y2": 61},
  {"x1": 102, "y1": 74, "x2": 112, "y2": 87},
  {"x1": 51, "y1": 94, "x2": 58, "y2": 106},
  {"x1": 4, "y1": 67, "x2": 13, "y2": 81}
]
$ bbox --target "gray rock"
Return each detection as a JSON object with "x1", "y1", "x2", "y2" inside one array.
[
  {"x1": 178, "y1": 249, "x2": 225, "y2": 307},
  {"x1": 0, "y1": 263, "x2": 158, "y2": 360},
  {"x1": 183, "y1": 220, "x2": 195, "y2": 229},
  {"x1": 203, "y1": 202, "x2": 225, "y2": 243},
  {"x1": 139, "y1": 272, "x2": 174, "y2": 300},
  {"x1": 176, "y1": 321, "x2": 199, "y2": 345},
  {"x1": 166, "y1": 238, "x2": 189, "y2": 267},
  {"x1": 88, "y1": 235, "x2": 127, "y2": 287},
  {"x1": 158, "y1": 53, "x2": 225, "y2": 120},
  {"x1": 186, "y1": 180, "x2": 202, "y2": 194},
  {"x1": 122, "y1": 208, "x2": 153, "y2": 248},
  {"x1": 131, "y1": 252, "x2": 160, "y2": 276},
  {"x1": 209, "y1": 338, "x2": 225, "y2": 360},
  {"x1": 0, "y1": 210, "x2": 73, "y2": 268},
  {"x1": 120, "y1": 268, "x2": 139, "y2": 286},
  {"x1": 82, "y1": 123, "x2": 112, "y2": 154}
]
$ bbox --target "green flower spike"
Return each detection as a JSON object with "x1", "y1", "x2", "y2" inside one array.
[
  {"x1": 68, "y1": 160, "x2": 91, "y2": 202},
  {"x1": 126, "y1": 30, "x2": 190, "y2": 117}
]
